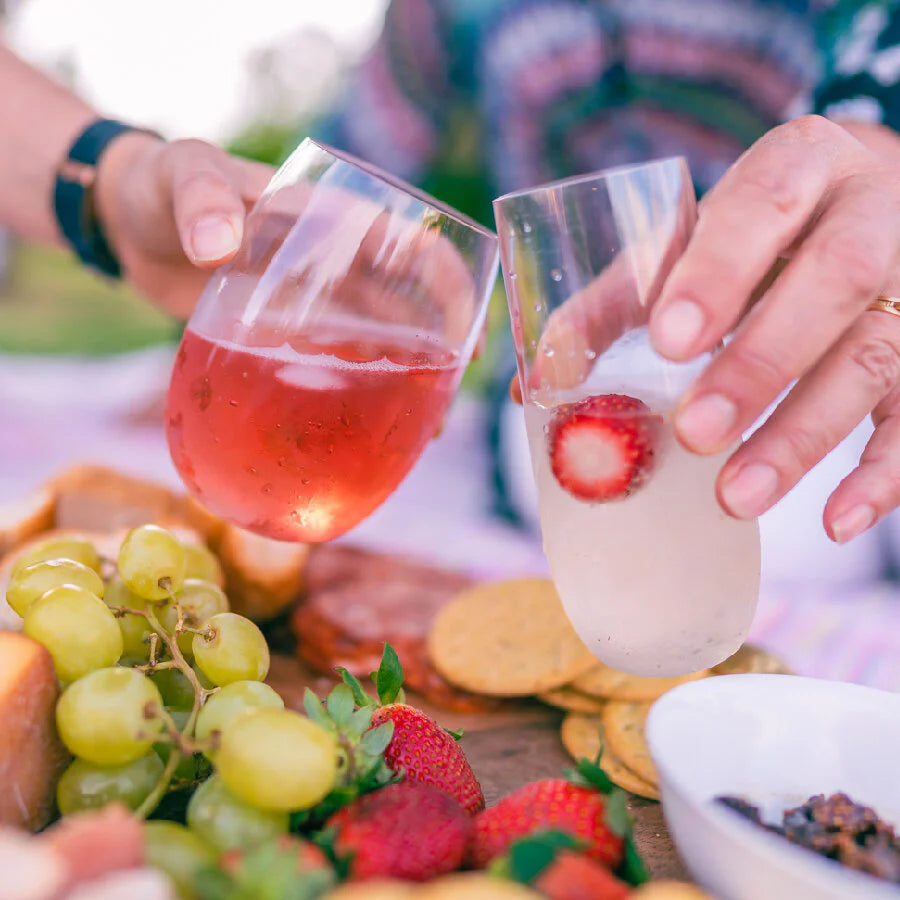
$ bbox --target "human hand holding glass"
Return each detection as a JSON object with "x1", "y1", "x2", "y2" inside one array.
[
  {"x1": 494, "y1": 158, "x2": 761, "y2": 676},
  {"x1": 166, "y1": 140, "x2": 499, "y2": 543}
]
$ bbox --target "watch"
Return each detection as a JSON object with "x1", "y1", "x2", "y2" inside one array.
[{"x1": 53, "y1": 118, "x2": 159, "y2": 278}]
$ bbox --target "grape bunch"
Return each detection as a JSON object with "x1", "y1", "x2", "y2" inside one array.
[{"x1": 8, "y1": 525, "x2": 341, "y2": 860}]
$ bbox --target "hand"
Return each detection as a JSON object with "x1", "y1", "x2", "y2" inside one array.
[
  {"x1": 95, "y1": 133, "x2": 274, "y2": 318},
  {"x1": 648, "y1": 115, "x2": 900, "y2": 543}
]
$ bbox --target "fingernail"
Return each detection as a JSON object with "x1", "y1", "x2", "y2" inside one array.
[
  {"x1": 831, "y1": 504, "x2": 877, "y2": 544},
  {"x1": 676, "y1": 394, "x2": 737, "y2": 451},
  {"x1": 190, "y1": 215, "x2": 239, "y2": 262},
  {"x1": 653, "y1": 299, "x2": 706, "y2": 358},
  {"x1": 720, "y1": 463, "x2": 779, "y2": 518}
]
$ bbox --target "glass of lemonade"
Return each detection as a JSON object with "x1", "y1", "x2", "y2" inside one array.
[
  {"x1": 167, "y1": 139, "x2": 499, "y2": 543},
  {"x1": 493, "y1": 158, "x2": 760, "y2": 676}
]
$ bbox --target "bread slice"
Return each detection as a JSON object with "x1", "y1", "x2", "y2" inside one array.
[
  {"x1": 51, "y1": 465, "x2": 185, "y2": 534},
  {"x1": 0, "y1": 488, "x2": 56, "y2": 559},
  {"x1": 217, "y1": 525, "x2": 309, "y2": 621},
  {"x1": 0, "y1": 633, "x2": 69, "y2": 830}
]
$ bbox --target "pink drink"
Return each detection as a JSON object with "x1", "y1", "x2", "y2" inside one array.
[{"x1": 166, "y1": 319, "x2": 461, "y2": 542}]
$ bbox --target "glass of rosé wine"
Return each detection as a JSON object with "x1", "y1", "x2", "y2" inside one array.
[
  {"x1": 493, "y1": 158, "x2": 760, "y2": 677},
  {"x1": 166, "y1": 139, "x2": 499, "y2": 543}
]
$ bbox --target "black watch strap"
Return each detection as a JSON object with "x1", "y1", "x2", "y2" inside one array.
[{"x1": 53, "y1": 119, "x2": 159, "y2": 278}]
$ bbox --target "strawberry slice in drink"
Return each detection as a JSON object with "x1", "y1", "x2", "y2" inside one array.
[{"x1": 548, "y1": 393, "x2": 659, "y2": 502}]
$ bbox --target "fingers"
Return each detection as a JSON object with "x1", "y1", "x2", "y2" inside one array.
[
  {"x1": 715, "y1": 310, "x2": 900, "y2": 519},
  {"x1": 824, "y1": 385, "x2": 900, "y2": 542},
  {"x1": 163, "y1": 139, "x2": 252, "y2": 268},
  {"x1": 673, "y1": 173, "x2": 899, "y2": 456},
  {"x1": 649, "y1": 116, "x2": 866, "y2": 362}
]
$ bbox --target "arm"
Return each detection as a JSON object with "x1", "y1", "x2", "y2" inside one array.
[
  {"x1": 0, "y1": 41, "x2": 273, "y2": 317},
  {"x1": 0, "y1": 42, "x2": 95, "y2": 246}
]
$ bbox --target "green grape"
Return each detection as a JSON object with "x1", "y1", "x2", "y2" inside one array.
[
  {"x1": 56, "y1": 667, "x2": 163, "y2": 765},
  {"x1": 6, "y1": 559, "x2": 104, "y2": 618},
  {"x1": 160, "y1": 580, "x2": 229, "y2": 657},
  {"x1": 151, "y1": 669, "x2": 196, "y2": 710},
  {"x1": 186, "y1": 774, "x2": 288, "y2": 854},
  {"x1": 24, "y1": 586, "x2": 123, "y2": 682},
  {"x1": 216, "y1": 707, "x2": 337, "y2": 812},
  {"x1": 56, "y1": 752, "x2": 164, "y2": 814},
  {"x1": 118, "y1": 524, "x2": 186, "y2": 601},
  {"x1": 145, "y1": 821, "x2": 216, "y2": 899},
  {"x1": 183, "y1": 543, "x2": 224, "y2": 585},
  {"x1": 104, "y1": 578, "x2": 153, "y2": 660},
  {"x1": 195, "y1": 681, "x2": 283, "y2": 753},
  {"x1": 192, "y1": 613, "x2": 269, "y2": 686},
  {"x1": 13, "y1": 538, "x2": 102, "y2": 576}
]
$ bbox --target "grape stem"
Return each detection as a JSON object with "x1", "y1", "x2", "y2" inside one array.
[
  {"x1": 111, "y1": 596, "x2": 217, "y2": 818},
  {"x1": 135, "y1": 743, "x2": 182, "y2": 819},
  {"x1": 134, "y1": 659, "x2": 178, "y2": 674}
]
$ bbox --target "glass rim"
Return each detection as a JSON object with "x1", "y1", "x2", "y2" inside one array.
[
  {"x1": 492, "y1": 155, "x2": 688, "y2": 206},
  {"x1": 306, "y1": 139, "x2": 498, "y2": 242}
]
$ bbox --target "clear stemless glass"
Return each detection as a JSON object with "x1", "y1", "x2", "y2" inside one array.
[
  {"x1": 167, "y1": 139, "x2": 499, "y2": 543},
  {"x1": 493, "y1": 158, "x2": 760, "y2": 676}
]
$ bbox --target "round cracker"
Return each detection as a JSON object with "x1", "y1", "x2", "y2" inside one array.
[
  {"x1": 561, "y1": 713, "x2": 659, "y2": 801},
  {"x1": 633, "y1": 882, "x2": 715, "y2": 899},
  {"x1": 418, "y1": 874, "x2": 541, "y2": 898},
  {"x1": 572, "y1": 662, "x2": 709, "y2": 702},
  {"x1": 537, "y1": 686, "x2": 606, "y2": 714},
  {"x1": 711, "y1": 643, "x2": 793, "y2": 677},
  {"x1": 323, "y1": 883, "x2": 416, "y2": 900},
  {"x1": 601, "y1": 701, "x2": 658, "y2": 786},
  {"x1": 427, "y1": 579, "x2": 596, "y2": 696}
]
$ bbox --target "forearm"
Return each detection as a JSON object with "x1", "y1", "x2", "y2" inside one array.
[{"x1": 0, "y1": 41, "x2": 96, "y2": 245}]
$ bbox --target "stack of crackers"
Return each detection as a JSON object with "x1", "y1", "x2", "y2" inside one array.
[{"x1": 426, "y1": 578, "x2": 792, "y2": 801}]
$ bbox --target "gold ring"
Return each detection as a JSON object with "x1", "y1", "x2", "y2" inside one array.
[{"x1": 869, "y1": 296, "x2": 900, "y2": 318}]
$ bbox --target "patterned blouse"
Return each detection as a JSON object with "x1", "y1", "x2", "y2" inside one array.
[
  {"x1": 318, "y1": 0, "x2": 900, "y2": 225},
  {"x1": 314, "y1": 0, "x2": 900, "y2": 518}
]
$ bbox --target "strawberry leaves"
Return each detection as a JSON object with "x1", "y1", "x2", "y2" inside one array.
[
  {"x1": 374, "y1": 643, "x2": 404, "y2": 705},
  {"x1": 494, "y1": 831, "x2": 583, "y2": 882}
]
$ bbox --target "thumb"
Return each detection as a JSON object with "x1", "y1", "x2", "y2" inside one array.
[{"x1": 164, "y1": 139, "x2": 246, "y2": 268}]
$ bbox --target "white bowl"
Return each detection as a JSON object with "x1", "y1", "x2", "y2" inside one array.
[{"x1": 646, "y1": 675, "x2": 900, "y2": 900}]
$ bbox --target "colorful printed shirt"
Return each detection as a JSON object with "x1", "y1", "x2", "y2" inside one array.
[{"x1": 318, "y1": 0, "x2": 900, "y2": 224}]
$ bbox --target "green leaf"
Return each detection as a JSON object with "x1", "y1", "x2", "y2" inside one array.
[
  {"x1": 326, "y1": 684, "x2": 355, "y2": 729},
  {"x1": 603, "y1": 788, "x2": 631, "y2": 838},
  {"x1": 503, "y1": 831, "x2": 577, "y2": 883},
  {"x1": 508, "y1": 840, "x2": 557, "y2": 882},
  {"x1": 303, "y1": 688, "x2": 332, "y2": 730},
  {"x1": 335, "y1": 666, "x2": 373, "y2": 707},
  {"x1": 620, "y1": 833, "x2": 651, "y2": 886},
  {"x1": 374, "y1": 644, "x2": 404, "y2": 705},
  {"x1": 574, "y1": 754, "x2": 615, "y2": 794},
  {"x1": 446, "y1": 728, "x2": 465, "y2": 741},
  {"x1": 345, "y1": 705, "x2": 374, "y2": 741},
  {"x1": 360, "y1": 720, "x2": 394, "y2": 757}
]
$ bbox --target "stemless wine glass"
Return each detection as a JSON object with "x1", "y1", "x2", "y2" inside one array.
[
  {"x1": 493, "y1": 158, "x2": 760, "y2": 676},
  {"x1": 167, "y1": 139, "x2": 499, "y2": 543}
]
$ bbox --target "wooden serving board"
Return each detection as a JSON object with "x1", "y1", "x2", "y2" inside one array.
[{"x1": 267, "y1": 655, "x2": 691, "y2": 882}]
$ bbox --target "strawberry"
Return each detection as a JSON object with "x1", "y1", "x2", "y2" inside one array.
[
  {"x1": 210, "y1": 835, "x2": 336, "y2": 899},
  {"x1": 534, "y1": 850, "x2": 632, "y2": 899},
  {"x1": 371, "y1": 703, "x2": 485, "y2": 816},
  {"x1": 324, "y1": 644, "x2": 483, "y2": 817},
  {"x1": 324, "y1": 781, "x2": 472, "y2": 881},
  {"x1": 220, "y1": 834, "x2": 331, "y2": 876},
  {"x1": 492, "y1": 831, "x2": 633, "y2": 899},
  {"x1": 549, "y1": 394, "x2": 657, "y2": 502},
  {"x1": 471, "y1": 778, "x2": 625, "y2": 869}
]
